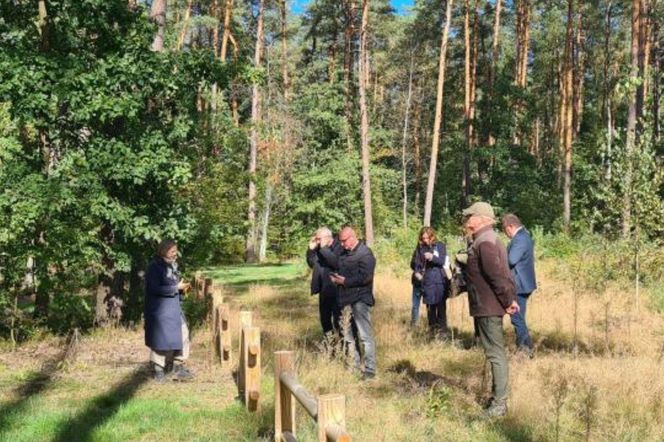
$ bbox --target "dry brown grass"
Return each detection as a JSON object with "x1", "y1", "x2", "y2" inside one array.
[
  {"x1": 3, "y1": 257, "x2": 663, "y2": 441},
  {"x1": 229, "y1": 258, "x2": 664, "y2": 441}
]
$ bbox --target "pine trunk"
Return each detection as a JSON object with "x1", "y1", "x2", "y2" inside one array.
[
  {"x1": 413, "y1": 97, "x2": 422, "y2": 214},
  {"x1": 624, "y1": 0, "x2": 641, "y2": 237},
  {"x1": 280, "y1": 0, "x2": 290, "y2": 101},
  {"x1": 177, "y1": 0, "x2": 193, "y2": 51},
  {"x1": 258, "y1": 185, "x2": 272, "y2": 262},
  {"x1": 358, "y1": 0, "x2": 374, "y2": 246},
  {"x1": 653, "y1": 18, "x2": 661, "y2": 143},
  {"x1": 401, "y1": 55, "x2": 415, "y2": 228},
  {"x1": 220, "y1": 0, "x2": 234, "y2": 61},
  {"x1": 246, "y1": 0, "x2": 264, "y2": 262},
  {"x1": 343, "y1": 0, "x2": 357, "y2": 151},
  {"x1": 488, "y1": 0, "x2": 502, "y2": 146},
  {"x1": 573, "y1": 11, "x2": 585, "y2": 137},
  {"x1": 423, "y1": 0, "x2": 453, "y2": 226},
  {"x1": 150, "y1": 0, "x2": 167, "y2": 52},
  {"x1": 561, "y1": 0, "x2": 575, "y2": 232}
]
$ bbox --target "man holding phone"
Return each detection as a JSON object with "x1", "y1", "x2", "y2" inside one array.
[{"x1": 330, "y1": 225, "x2": 377, "y2": 380}]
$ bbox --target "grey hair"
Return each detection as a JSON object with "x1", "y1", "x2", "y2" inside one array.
[
  {"x1": 501, "y1": 213, "x2": 523, "y2": 228},
  {"x1": 316, "y1": 227, "x2": 333, "y2": 238}
]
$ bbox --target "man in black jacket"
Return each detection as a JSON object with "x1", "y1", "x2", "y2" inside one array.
[
  {"x1": 330, "y1": 226, "x2": 377, "y2": 380},
  {"x1": 306, "y1": 227, "x2": 343, "y2": 335}
]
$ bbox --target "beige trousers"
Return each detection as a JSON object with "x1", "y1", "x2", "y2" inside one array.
[{"x1": 149, "y1": 318, "x2": 190, "y2": 368}]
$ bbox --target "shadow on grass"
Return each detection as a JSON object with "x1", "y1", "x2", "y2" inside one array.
[
  {"x1": 52, "y1": 367, "x2": 148, "y2": 442},
  {"x1": 388, "y1": 359, "x2": 468, "y2": 392},
  {"x1": 0, "y1": 347, "x2": 68, "y2": 432},
  {"x1": 535, "y1": 329, "x2": 612, "y2": 356}
]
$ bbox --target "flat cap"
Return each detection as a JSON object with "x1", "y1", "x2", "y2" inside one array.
[{"x1": 462, "y1": 201, "x2": 495, "y2": 219}]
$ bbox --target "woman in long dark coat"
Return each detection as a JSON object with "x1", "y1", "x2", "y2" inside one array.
[
  {"x1": 144, "y1": 239, "x2": 193, "y2": 382},
  {"x1": 410, "y1": 227, "x2": 450, "y2": 338}
]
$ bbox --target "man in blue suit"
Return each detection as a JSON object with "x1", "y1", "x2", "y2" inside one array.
[{"x1": 501, "y1": 214, "x2": 537, "y2": 357}]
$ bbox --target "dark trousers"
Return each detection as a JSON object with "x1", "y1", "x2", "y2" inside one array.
[
  {"x1": 510, "y1": 293, "x2": 533, "y2": 349},
  {"x1": 476, "y1": 316, "x2": 509, "y2": 401},
  {"x1": 319, "y1": 295, "x2": 341, "y2": 334},
  {"x1": 426, "y1": 297, "x2": 447, "y2": 334}
]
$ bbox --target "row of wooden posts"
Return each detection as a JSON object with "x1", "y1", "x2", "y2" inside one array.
[{"x1": 194, "y1": 273, "x2": 351, "y2": 442}]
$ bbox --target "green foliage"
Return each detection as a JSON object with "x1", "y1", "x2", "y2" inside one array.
[
  {"x1": 0, "y1": 0, "x2": 244, "y2": 335},
  {"x1": 425, "y1": 385, "x2": 453, "y2": 418},
  {"x1": 46, "y1": 294, "x2": 93, "y2": 335}
]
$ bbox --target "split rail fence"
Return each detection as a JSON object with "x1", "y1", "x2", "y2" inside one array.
[{"x1": 196, "y1": 273, "x2": 351, "y2": 440}]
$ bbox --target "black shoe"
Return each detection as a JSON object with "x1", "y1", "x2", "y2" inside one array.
[
  {"x1": 153, "y1": 365, "x2": 167, "y2": 383},
  {"x1": 172, "y1": 364, "x2": 194, "y2": 381}
]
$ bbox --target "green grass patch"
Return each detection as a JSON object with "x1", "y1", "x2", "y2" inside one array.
[{"x1": 204, "y1": 262, "x2": 307, "y2": 288}]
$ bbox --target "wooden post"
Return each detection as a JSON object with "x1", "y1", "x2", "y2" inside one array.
[
  {"x1": 242, "y1": 326, "x2": 261, "y2": 412},
  {"x1": 214, "y1": 304, "x2": 222, "y2": 360},
  {"x1": 318, "y1": 394, "x2": 349, "y2": 442},
  {"x1": 238, "y1": 311, "x2": 253, "y2": 393},
  {"x1": 220, "y1": 304, "x2": 231, "y2": 363},
  {"x1": 274, "y1": 351, "x2": 296, "y2": 441},
  {"x1": 204, "y1": 277, "x2": 213, "y2": 298}
]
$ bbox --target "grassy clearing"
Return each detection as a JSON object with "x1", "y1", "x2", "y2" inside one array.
[{"x1": 2, "y1": 256, "x2": 664, "y2": 441}]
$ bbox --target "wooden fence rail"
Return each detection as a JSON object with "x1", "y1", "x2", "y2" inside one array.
[{"x1": 274, "y1": 351, "x2": 350, "y2": 442}]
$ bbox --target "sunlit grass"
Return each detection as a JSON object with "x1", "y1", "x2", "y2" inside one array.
[{"x1": 2, "y1": 260, "x2": 664, "y2": 441}]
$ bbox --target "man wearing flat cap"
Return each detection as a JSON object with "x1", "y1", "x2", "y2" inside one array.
[{"x1": 462, "y1": 201, "x2": 518, "y2": 418}]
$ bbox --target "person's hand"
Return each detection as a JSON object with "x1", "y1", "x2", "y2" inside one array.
[
  {"x1": 321, "y1": 236, "x2": 333, "y2": 248},
  {"x1": 330, "y1": 273, "x2": 345, "y2": 285},
  {"x1": 424, "y1": 252, "x2": 434, "y2": 261},
  {"x1": 178, "y1": 281, "x2": 191, "y2": 292},
  {"x1": 506, "y1": 300, "x2": 520, "y2": 315},
  {"x1": 309, "y1": 236, "x2": 319, "y2": 250}
]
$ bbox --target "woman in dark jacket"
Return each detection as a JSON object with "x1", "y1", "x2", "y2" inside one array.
[
  {"x1": 410, "y1": 227, "x2": 450, "y2": 338},
  {"x1": 144, "y1": 239, "x2": 193, "y2": 382}
]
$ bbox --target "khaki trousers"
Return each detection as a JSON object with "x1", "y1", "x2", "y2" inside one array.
[{"x1": 150, "y1": 317, "x2": 190, "y2": 369}]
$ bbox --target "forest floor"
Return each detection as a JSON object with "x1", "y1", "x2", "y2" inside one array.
[{"x1": 2, "y1": 259, "x2": 664, "y2": 441}]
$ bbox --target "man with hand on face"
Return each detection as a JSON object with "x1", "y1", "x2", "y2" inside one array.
[
  {"x1": 462, "y1": 202, "x2": 518, "y2": 418},
  {"x1": 329, "y1": 225, "x2": 377, "y2": 380},
  {"x1": 306, "y1": 227, "x2": 343, "y2": 336}
]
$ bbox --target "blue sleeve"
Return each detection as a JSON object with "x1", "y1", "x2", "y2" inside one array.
[
  {"x1": 507, "y1": 236, "x2": 528, "y2": 268},
  {"x1": 146, "y1": 264, "x2": 179, "y2": 297}
]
